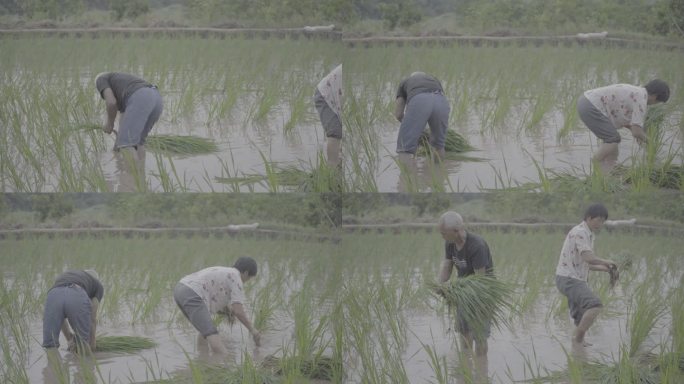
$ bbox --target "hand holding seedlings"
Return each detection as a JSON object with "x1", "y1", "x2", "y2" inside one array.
[{"x1": 608, "y1": 263, "x2": 619, "y2": 287}]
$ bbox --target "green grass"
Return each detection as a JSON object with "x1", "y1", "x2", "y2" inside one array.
[{"x1": 95, "y1": 336, "x2": 156, "y2": 353}]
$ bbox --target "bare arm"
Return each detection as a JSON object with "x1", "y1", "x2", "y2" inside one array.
[
  {"x1": 230, "y1": 302, "x2": 261, "y2": 346},
  {"x1": 394, "y1": 97, "x2": 406, "y2": 122},
  {"x1": 90, "y1": 297, "x2": 99, "y2": 350},
  {"x1": 581, "y1": 250, "x2": 615, "y2": 270},
  {"x1": 438, "y1": 259, "x2": 454, "y2": 283},
  {"x1": 102, "y1": 88, "x2": 118, "y2": 134},
  {"x1": 626, "y1": 124, "x2": 648, "y2": 145}
]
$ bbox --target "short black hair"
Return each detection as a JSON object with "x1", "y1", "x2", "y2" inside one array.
[
  {"x1": 584, "y1": 203, "x2": 608, "y2": 221},
  {"x1": 233, "y1": 257, "x2": 257, "y2": 276},
  {"x1": 645, "y1": 79, "x2": 670, "y2": 103}
]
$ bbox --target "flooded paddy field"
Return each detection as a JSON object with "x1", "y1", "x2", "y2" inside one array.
[
  {"x1": 1, "y1": 37, "x2": 682, "y2": 192},
  {"x1": 2, "y1": 222, "x2": 682, "y2": 383}
]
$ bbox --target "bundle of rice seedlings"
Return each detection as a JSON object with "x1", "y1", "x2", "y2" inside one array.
[
  {"x1": 148, "y1": 363, "x2": 278, "y2": 384},
  {"x1": 95, "y1": 335, "x2": 156, "y2": 353},
  {"x1": 216, "y1": 307, "x2": 236, "y2": 325},
  {"x1": 419, "y1": 129, "x2": 475, "y2": 153},
  {"x1": 145, "y1": 135, "x2": 219, "y2": 156},
  {"x1": 72, "y1": 123, "x2": 101, "y2": 132},
  {"x1": 428, "y1": 274, "x2": 516, "y2": 333},
  {"x1": 261, "y1": 354, "x2": 341, "y2": 381},
  {"x1": 72, "y1": 125, "x2": 220, "y2": 156},
  {"x1": 616, "y1": 164, "x2": 683, "y2": 190}
]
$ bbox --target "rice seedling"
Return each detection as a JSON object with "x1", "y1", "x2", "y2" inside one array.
[
  {"x1": 428, "y1": 274, "x2": 516, "y2": 340},
  {"x1": 95, "y1": 336, "x2": 156, "y2": 353},
  {"x1": 145, "y1": 135, "x2": 220, "y2": 156},
  {"x1": 262, "y1": 354, "x2": 341, "y2": 381}
]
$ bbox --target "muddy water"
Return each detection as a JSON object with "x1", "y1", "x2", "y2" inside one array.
[
  {"x1": 24, "y1": 284, "x2": 670, "y2": 383},
  {"x1": 95, "y1": 106, "x2": 326, "y2": 192},
  {"x1": 373, "y1": 116, "x2": 682, "y2": 192}
]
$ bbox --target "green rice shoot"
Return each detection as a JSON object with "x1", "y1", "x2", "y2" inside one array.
[
  {"x1": 95, "y1": 335, "x2": 156, "y2": 353},
  {"x1": 419, "y1": 129, "x2": 476, "y2": 153},
  {"x1": 429, "y1": 274, "x2": 516, "y2": 334},
  {"x1": 73, "y1": 124, "x2": 219, "y2": 156},
  {"x1": 145, "y1": 135, "x2": 220, "y2": 156}
]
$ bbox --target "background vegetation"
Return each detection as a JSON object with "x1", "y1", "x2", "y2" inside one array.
[{"x1": 1, "y1": 0, "x2": 682, "y2": 38}]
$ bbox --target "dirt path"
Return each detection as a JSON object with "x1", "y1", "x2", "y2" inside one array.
[
  {"x1": 0, "y1": 27, "x2": 341, "y2": 40},
  {"x1": 0, "y1": 221, "x2": 681, "y2": 241},
  {"x1": 1, "y1": 27, "x2": 681, "y2": 52}
]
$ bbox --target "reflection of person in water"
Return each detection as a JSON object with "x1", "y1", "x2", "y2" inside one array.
[
  {"x1": 42, "y1": 350, "x2": 97, "y2": 384},
  {"x1": 396, "y1": 156, "x2": 450, "y2": 193},
  {"x1": 314, "y1": 64, "x2": 343, "y2": 168},
  {"x1": 173, "y1": 257, "x2": 261, "y2": 355},
  {"x1": 95, "y1": 72, "x2": 163, "y2": 191}
]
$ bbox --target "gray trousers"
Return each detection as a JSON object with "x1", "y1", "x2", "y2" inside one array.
[
  {"x1": 314, "y1": 89, "x2": 343, "y2": 139},
  {"x1": 117, "y1": 87, "x2": 163, "y2": 149},
  {"x1": 577, "y1": 94, "x2": 621, "y2": 143},
  {"x1": 397, "y1": 92, "x2": 450, "y2": 154},
  {"x1": 42, "y1": 285, "x2": 92, "y2": 348},
  {"x1": 173, "y1": 282, "x2": 218, "y2": 338},
  {"x1": 556, "y1": 275, "x2": 603, "y2": 326}
]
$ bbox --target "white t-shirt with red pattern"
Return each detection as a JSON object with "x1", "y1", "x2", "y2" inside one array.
[
  {"x1": 180, "y1": 266, "x2": 246, "y2": 314},
  {"x1": 555, "y1": 221, "x2": 595, "y2": 281},
  {"x1": 584, "y1": 84, "x2": 648, "y2": 130},
  {"x1": 316, "y1": 64, "x2": 342, "y2": 117}
]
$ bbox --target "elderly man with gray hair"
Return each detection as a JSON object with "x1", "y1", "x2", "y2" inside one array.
[
  {"x1": 42, "y1": 269, "x2": 103, "y2": 353},
  {"x1": 437, "y1": 211, "x2": 494, "y2": 357}
]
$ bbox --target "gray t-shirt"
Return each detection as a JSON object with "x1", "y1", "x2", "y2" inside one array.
[
  {"x1": 396, "y1": 74, "x2": 444, "y2": 104},
  {"x1": 52, "y1": 270, "x2": 104, "y2": 301},
  {"x1": 96, "y1": 72, "x2": 152, "y2": 113},
  {"x1": 445, "y1": 232, "x2": 494, "y2": 277}
]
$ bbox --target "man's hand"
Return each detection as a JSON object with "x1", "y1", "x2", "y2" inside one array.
[
  {"x1": 629, "y1": 125, "x2": 648, "y2": 146},
  {"x1": 251, "y1": 331, "x2": 261, "y2": 347},
  {"x1": 433, "y1": 285, "x2": 447, "y2": 298},
  {"x1": 608, "y1": 264, "x2": 619, "y2": 287},
  {"x1": 103, "y1": 122, "x2": 114, "y2": 134}
]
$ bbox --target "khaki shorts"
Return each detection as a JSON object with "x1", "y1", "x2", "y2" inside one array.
[{"x1": 556, "y1": 275, "x2": 602, "y2": 326}]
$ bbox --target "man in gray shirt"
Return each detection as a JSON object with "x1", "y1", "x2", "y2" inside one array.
[
  {"x1": 96, "y1": 72, "x2": 163, "y2": 191},
  {"x1": 43, "y1": 269, "x2": 103, "y2": 353},
  {"x1": 394, "y1": 72, "x2": 450, "y2": 162}
]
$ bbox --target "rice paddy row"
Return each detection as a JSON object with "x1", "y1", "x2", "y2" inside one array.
[
  {"x1": 2, "y1": 37, "x2": 683, "y2": 191},
  {"x1": 1, "y1": 227, "x2": 682, "y2": 383}
]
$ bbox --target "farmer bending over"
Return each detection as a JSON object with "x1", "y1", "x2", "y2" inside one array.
[
  {"x1": 96, "y1": 72, "x2": 163, "y2": 190},
  {"x1": 555, "y1": 203, "x2": 617, "y2": 347},
  {"x1": 437, "y1": 211, "x2": 494, "y2": 357},
  {"x1": 577, "y1": 79, "x2": 669, "y2": 173},
  {"x1": 314, "y1": 64, "x2": 343, "y2": 168},
  {"x1": 42, "y1": 269, "x2": 103, "y2": 353},
  {"x1": 174, "y1": 257, "x2": 261, "y2": 354},
  {"x1": 395, "y1": 72, "x2": 450, "y2": 163}
]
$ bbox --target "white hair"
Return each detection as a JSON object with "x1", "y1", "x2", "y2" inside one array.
[
  {"x1": 84, "y1": 269, "x2": 99, "y2": 280},
  {"x1": 410, "y1": 71, "x2": 426, "y2": 77},
  {"x1": 439, "y1": 211, "x2": 464, "y2": 229}
]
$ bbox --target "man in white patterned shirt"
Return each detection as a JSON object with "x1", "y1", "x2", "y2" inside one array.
[
  {"x1": 173, "y1": 257, "x2": 260, "y2": 354},
  {"x1": 314, "y1": 64, "x2": 343, "y2": 167},
  {"x1": 577, "y1": 79, "x2": 670, "y2": 173},
  {"x1": 555, "y1": 203, "x2": 617, "y2": 347}
]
